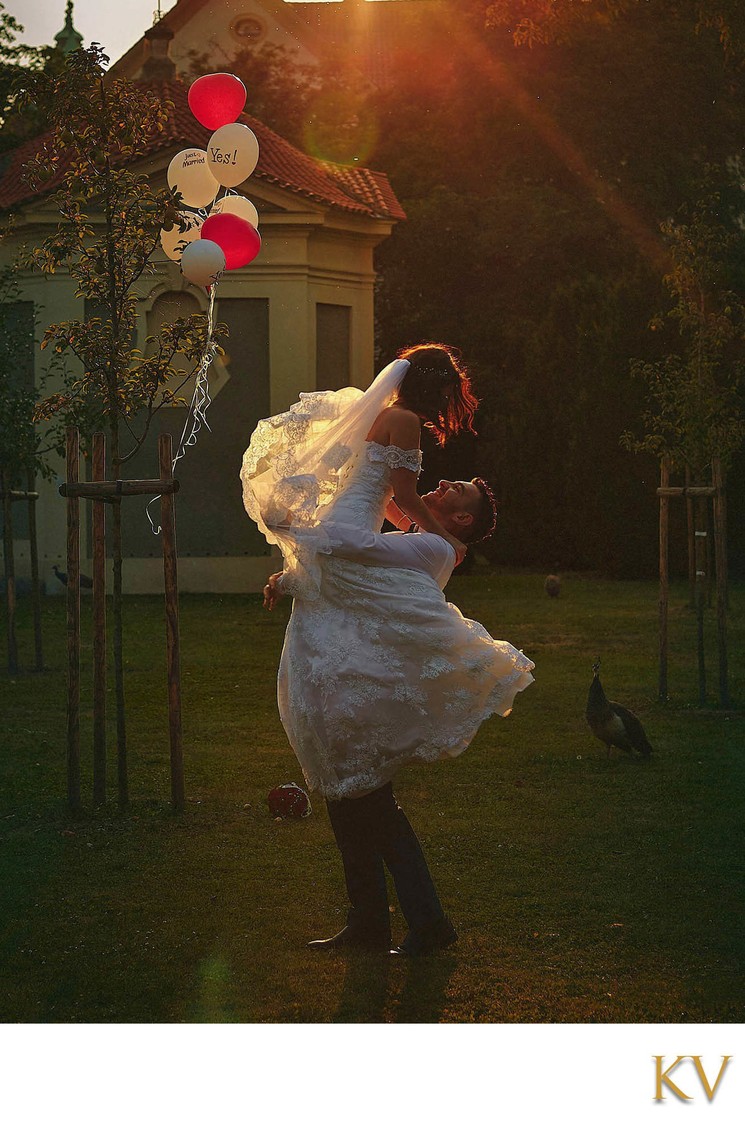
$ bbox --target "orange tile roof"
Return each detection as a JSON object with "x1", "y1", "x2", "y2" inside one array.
[{"x1": 0, "y1": 78, "x2": 405, "y2": 222}]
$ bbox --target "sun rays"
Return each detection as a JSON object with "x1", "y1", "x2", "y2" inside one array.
[{"x1": 297, "y1": 1, "x2": 670, "y2": 270}]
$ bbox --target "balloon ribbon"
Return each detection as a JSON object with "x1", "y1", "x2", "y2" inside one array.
[{"x1": 146, "y1": 283, "x2": 219, "y2": 535}]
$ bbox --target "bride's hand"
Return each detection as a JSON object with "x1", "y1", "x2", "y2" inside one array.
[{"x1": 263, "y1": 572, "x2": 284, "y2": 611}]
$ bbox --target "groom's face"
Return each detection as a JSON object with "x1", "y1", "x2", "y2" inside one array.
[{"x1": 423, "y1": 480, "x2": 482, "y2": 534}]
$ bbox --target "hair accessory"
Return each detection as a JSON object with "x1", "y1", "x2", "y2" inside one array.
[
  {"x1": 471, "y1": 477, "x2": 498, "y2": 542},
  {"x1": 413, "y1": 365, "x2": 452, "y2": 380}
]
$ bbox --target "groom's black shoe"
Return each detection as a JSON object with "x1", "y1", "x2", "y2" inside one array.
[
  {"x1": 389, "y1": 917, "x2": 458, "y2": 958},
  {"x1": 307, "y1": 925, "x2": 391, "y2": 952}
]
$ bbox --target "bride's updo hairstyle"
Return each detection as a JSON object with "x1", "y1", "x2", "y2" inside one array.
[{"x1": 396, "y1": 343, "x2": 478, "y2": 447}]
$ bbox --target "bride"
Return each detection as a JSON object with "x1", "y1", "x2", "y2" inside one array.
[
  {"x1": 241, "y1": 344, "x2": 534, "y2": 956},
  {"x1": 241, "y1": 345, "x2": 478, "y2": 596}
]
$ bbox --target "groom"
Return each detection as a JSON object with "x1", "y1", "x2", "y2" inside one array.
[{"x1": 263, "y1": 478, "x2": 498, "y2": 957}]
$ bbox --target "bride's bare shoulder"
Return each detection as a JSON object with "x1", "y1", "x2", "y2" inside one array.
[{"x1": 367, "y1": 406, "x2": 421, "y2": 447}]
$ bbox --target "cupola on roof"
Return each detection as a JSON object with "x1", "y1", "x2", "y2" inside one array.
[{"x1": 54, "y1": 1, "x2": 84, "y2": 56}]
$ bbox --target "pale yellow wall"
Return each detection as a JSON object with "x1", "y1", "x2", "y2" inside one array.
[
  {"x1": 2, "y1": 174, "x2": 395, "y2": 594},
  {"x1": 161, "y1": 0, "x2": 319, "y2": 77},
  {"x1": 1, "y1": 242, "x2": 86, "y2": 593}
]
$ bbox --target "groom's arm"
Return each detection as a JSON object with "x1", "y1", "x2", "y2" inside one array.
[
  {"x1": 318, "y1": 521, "x2": 456, "y2": 583},
  {"x1": 262, "y1": 522, "x2": 456, "y2": 608}
]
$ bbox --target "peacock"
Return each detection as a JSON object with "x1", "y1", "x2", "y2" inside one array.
[
  {"x1": 53, "y1": 564, "x2": 93, "y2": 589},
  {"x1": 586, "y1": 659, "x2": 653, "y2": 758}
]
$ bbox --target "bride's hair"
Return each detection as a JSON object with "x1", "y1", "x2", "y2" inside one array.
[{"x1": 396, "y1": 343, "x2": 478, "y2": 447}]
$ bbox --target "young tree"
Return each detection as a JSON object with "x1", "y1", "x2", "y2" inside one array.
[
  {"x1": 17, "y1": 45, "x2": 216, "y2": 805},
  {"x1": 622, "y1": 172, "x2": 744, "y2": 702},
  {"x1": 622, "y1": 174, "x2": 745, "y2": 478}
]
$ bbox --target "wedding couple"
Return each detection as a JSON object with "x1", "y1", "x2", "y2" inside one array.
[{"x1": 241, "y1": 345, "x2": 534, "y2": 957}]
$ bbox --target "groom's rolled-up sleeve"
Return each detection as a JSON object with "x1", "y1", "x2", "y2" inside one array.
[{"x1": 319, "y1": 522, "x2": 455, "y2": 585}]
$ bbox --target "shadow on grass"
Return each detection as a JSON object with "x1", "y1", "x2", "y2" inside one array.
[{"x1": 331, "y1": 950, "x2": 459, "y2": 1023}]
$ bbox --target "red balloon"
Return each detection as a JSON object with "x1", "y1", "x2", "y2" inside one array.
[
  {"x1": 201, "y1": 212, "x2": 261, "y2": 270},
  {"x1": 188, "y1": 73, "x2": 247, "y2": 131}
]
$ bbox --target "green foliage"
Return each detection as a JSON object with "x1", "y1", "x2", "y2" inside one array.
[
  {"x1": 187, "y1": 41, "x2": 320, "y2": 149},
  {"x1": 483, "y1": 0, "x2": 632, "y2": 48},
  {"x1": 481, "y1": 0, "x2": 745, "y2": 58},
  {"x1": 0, "y1": 266, "x2": 57, "y2": 481},
  {"x1": 188, "y1": 39, "x2": 376, "y2": 164},
  {"x1": 18, "y1": 44, "x2": 216, "y2": 463},
  {"x1": 364, "y1": 4, "x2": 745, "y2": 573},
  {"x1": 0, "y1": 2, "x2": 68, "y2": 156},
  {"x1": 622, "y1": 174, "x2": 745, "y2": 476}
]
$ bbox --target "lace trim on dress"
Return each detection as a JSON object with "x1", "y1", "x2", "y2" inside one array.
[
  {"x1": 240, "y1": 359, "x2": 411, "y2": 600},
  {"x1": 278, "y1": 553, "x2": 536, "y2": 799},
  {"x1": 366, "y1": 440, "x2": 423, "y2": 474}
]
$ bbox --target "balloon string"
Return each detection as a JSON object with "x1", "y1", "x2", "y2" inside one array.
[{"x1": 146, "y1": 283, "x2": 218, "y2": 536}]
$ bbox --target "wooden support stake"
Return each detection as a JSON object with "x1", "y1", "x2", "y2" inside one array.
[
  {"x1": 656, "y1": 485, "x2": 716, "y2": 497},
  {"x1": 713, "y1": 457, "x2": 729, "y2": 612},
  {"x1": 658, "y1": 459, "x2": 669, "y2": 702},
  {"x1": 685, "y1": 465, "x2": 695, "y2": 609},
  {"x1": 92, "y1": 433, "x2": 107, "y2": 806},
  {"x1": 66, "y1": 428, "x2": 81, "y2": 814},
  {"x1": 712, "y1": 458, "x2": 730, "y2": 708},
  {"x1": 159, "y1": 435, "x2": 184, "y2": 813},
  {"x1": 26, "y1": 468, "x2": 43, "y2": 672},
  {"x1": 0, "y1": 489, "x2": 39, "y2": 501},
  {"x1": 694, "y1": 495, "x2": 707, "y2": 706},
  {"x1": 59, "y1": 478, "x2": 178, "y2": 501},
  {"x1": 706, "y1": 495, "x2": 714, "y2": 609},
  {"x1": 1, "y1": 468, "x2": 18, "y2": 676}
]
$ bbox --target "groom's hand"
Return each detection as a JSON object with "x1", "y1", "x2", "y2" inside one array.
[{"x1": 263, "y1": 572, "x2": 284, "y2": 611}]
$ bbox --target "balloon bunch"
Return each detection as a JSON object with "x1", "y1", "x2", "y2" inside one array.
[
  {"x1": 161, "y1": 73, "x2": 262, "y2": 286},
  {"x1": 148, "y1": 74, "x2": 262, "y2": 535}
]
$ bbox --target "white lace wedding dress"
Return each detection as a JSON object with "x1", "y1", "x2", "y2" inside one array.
[{"x1": 276, "y1": 440, "x2": 535, "y2": 800}]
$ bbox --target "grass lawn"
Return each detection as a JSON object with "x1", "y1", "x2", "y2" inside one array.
[{"x1": 1, "y1": 571, "x2": 743, "y2": 1023}]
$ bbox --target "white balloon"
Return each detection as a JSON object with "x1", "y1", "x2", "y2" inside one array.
[
  {"x1": 206, "y1": 123, "x2": 259, "y2": 188},
  {"x1": 167, "y1": 148, "x2": 220, "y2": 209},
  {"x1": 160, "y1": 211, "x2": 203, "y2": 261},
  {"x1": 180, "y1": 239, "x2": 226, "y2": 287},
  {"x1": 210, "y1": 194, "x2": 260, "y2": 230}
]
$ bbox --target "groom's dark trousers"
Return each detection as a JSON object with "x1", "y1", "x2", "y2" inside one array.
[{"x1": 324, "y1": 781, "x2": 445, "y2": 944}]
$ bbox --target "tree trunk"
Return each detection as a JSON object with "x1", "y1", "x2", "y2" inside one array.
[
  {"x1": 685, "y1": 464, "x2": 695, "y2": 609},
  {"x1": 159, "y1": 434, "x2": 184, "y2": 813},
  {"x1": 705, "y1": 494, "x2": 713, "y2": 610},
  {"x1": 92, "y1": 433, "x2": 107, "y2": 806},
  {"x1": 712, "y1": 458, "x2": 730, "y2": 708},
  {"x1": 109, "y1": 420, "x2": 128, "y2": 810},
  {"x1": 26, "y1": 467, "x2": 43, "y2": 672},
  {"x1": 694, "y1": 494, "x2": 707, "y2": 706},
  {"x1": 658, "y1": 459, "x2": 669, "y2": 702},
  {"x1": 65, "y1": 429, "x2": 81, "y2": 814}
]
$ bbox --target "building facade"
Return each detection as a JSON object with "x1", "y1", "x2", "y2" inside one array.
[{"x1": 0, "y1": 2, "x2": 406, "y2": 594}]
